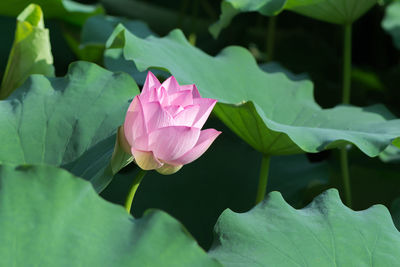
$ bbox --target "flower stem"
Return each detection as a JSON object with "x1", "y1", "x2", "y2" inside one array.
[
  {"x1": 124, "y1": 169, "x2": 147, "y2": 214},
  {"x1": 340, "y1": 147, "x2": 352, "y2": 207},
  {"x1": 340, "y1": 23, "x2": 352, "y2": 208},
  {"x1": 266, "y1": 16, "x2": 277, "y2": 62},
  {"x1": 255, "y1": 155, "x2": 271, "y2": 204},
  {"x1": 342, "y1": 23, "x2": 352, "y2": 104}
]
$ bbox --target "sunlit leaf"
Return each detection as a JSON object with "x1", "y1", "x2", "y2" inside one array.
[
  {"x1": 0, "y1": 61, "x2": 138, "y2": 191},
  {"x1": 209, "y1": 189, "x2": 400, "y2": 265},
  {"x1": 106, "y1": 26, "x2": 400, "y2": 157},
  {"x1": 0, "y1": 4, "x2": 54, "y2": 99},
  {"x1": 0, "y1": 164, "x2": 219, "y2": 267}
]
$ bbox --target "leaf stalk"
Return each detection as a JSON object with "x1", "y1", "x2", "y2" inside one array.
[{"x1": 255, "y1": 155, "x2": 271, "y2": 204}]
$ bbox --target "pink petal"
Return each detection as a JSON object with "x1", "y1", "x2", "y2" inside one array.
[
  {"x1": 124, "y1": 96, "x2": 147, "y2": 145},
  {"x1": 161, "y1": 76, "x2": 180, "y2": 94},
  {"x1": 181, "y1": 84, "x2": 201, "y2": 98},
  {"x1": 192, "y1": 98, "x2": 217, "y2": 128},
  {"x1": 131, "y1": 134, "x2": 149, "y2": 151},
  {"x1": 173, "y1": 105, "x2": 200, "y2": 127},
  {"x1": 142, "y1": 71, "x2": 161, "y2": 95},
  {"x1": 170, "y1": 129, "x2": 221, "y2": 165},
  {"x1": 148, "y1": 126, "x2": 201, "y2": 162},
  {"x1": 168, "y1": 90, "x2": 193, "y2": 107},
  {"x1": 141, "y1": 86, "x2": 168, "y2": 106},
  {"x1": 131, "y1": 148, "x2": 163, "y2": 170},
  {"x1": 142, "y1": 101, "x2": 175, "y2": 132},
  {"x1": 164, "y1": 105, "x2": 184, "y2": 117}
]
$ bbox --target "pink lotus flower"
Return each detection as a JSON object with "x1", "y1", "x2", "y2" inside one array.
[{"x1": 122, "y1": 72, "x2": 221, "y2": 175}]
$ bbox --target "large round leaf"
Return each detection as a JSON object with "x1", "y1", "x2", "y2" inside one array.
[
  {"x1": 106, "y1": 26, "x2": 400, "y2": 157},
  {"x1": 0, "y1": 61, "x2": 139, "y2": 191},
  {"x1": 0, "y1": 164, "x2": 219, "y2": 266},
  {"x1": 210, "y1": 0, "x2": 377, "y2": 38},
  {"x1": 209, "y1": 189, "x2": 400, "y2": 265}
]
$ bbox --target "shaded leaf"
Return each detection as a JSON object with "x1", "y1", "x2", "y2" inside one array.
[
  {"x1": 0, "y1": 0, "x2": 103, "y2": 26},
  {"x1": 66, "y1": 14, "x2": 156, "y2": 65},
  {"x1": 0, "y1": 164, "x2": 219, "y2": 267},
  {"x1": 209, "y1": 189, "x2": 400, "y2": 265},
  {"x1": 382, "y1": 0, "x2": 400, "y2": 50},
  {"x1": 391, "y1": 197, "x2": 400, "y2": 230},
  {"x1": 0, "y1": 61, "x2": 138, "y2": 191},
  {"x1": 106, "y1": 26, "x2": 400, "y2": 157},
  {"x1": 0, "y1": 4, "x2": 54, "y2": 99},
  {"x1": 210, "y1": 0, "x2": 377, "y2": 37}
]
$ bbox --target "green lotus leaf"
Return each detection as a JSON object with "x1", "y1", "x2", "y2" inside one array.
[
  {"x1": 66, "y1": 14, "x2": 155, "y2": 64},
  {"x1": 0, "y1": 0, "x2": 103, "y2": 26},
  {"x1": 209, "y1": 189, "x2": 400, "y2": 265},
  {"x1": 0, "y1": 164, "x2": 219, "y2": 267},
  {"x1": 210, "y1": 0, "x2": 377, "y2": 38},
  {"x1": 391, "y1": 197, "x2": 400, "y2": 230},
  {"x1": 106, "y1": 26, "x2": 400, "y2": 157},
  {"x1": 382, "y1": 0, "x2": 400, "y2": 50},
  {"x1": 0, "y1": 61, "x2": 138, "y2": 191},
  {"x1": 0, "y1": 4, "x2": 54, "y2": 99}
]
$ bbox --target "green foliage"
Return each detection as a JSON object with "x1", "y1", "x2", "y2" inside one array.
[
  {"x1": 106, "y1": 26, "x2": 400, "y2": 157},
  {"x1": 66, "y1": 14, "x2": 155, "y2": 65},
  {"x1": 209, "y1": 189, "x2": 400, "y2": 265},
  {"x1": 0, "y1": 61, "x2": 138, "y2": 191},
  {"x1": 0, "y1": 164, "x2": 218, "y2": 266},
  {"x1": 210, "y1": 0, "x2": 378, "y2": 37},
  {"x1": 0, "y1": 0, "x2": 103, "y2": 26},
  {"x1": 382, "y1": 0, "x2": 400, "y2": 50},
  {"x1": 0, "y1": 4, "x2": 54, "y2": 99}
]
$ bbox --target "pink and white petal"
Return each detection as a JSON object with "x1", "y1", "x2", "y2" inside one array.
[
  {"x1": 142, "y1": 101, "x2": 175, "y2": 132},
  {"x1": 170, "y1": 129, "x2": 221, "y2": 165},
  {"x1": 168, "y1": 90, "x2": 193, "y2": 107},
  {"x1": 124, "y1": 96, "x2": 147, "y2": 145},
  {"x1": 173, "y1": 105, "x2": 200, "y2": 127},
  {"x1": 180, "y1": 84, "x2": 201, "y2": 98},
  {"x1": 148, "y1": 126, "x2": 201, "y2": 162},
  {"x1": 132, "y1": 148, "x2": 163, "y2": 170},
  {"x1": 142, "y1": 71, "x2": 161, "y2": 95},
  {"x1": 192, "y1": 98, "x2": 217, "y2": 128},
  {"x1": 156, "y1": 163, "x2": 182, "y2": 175},
  {"x1": 164, "y1": 105, "x2": 184, "y2": 117},
  {"x1": 161, "y1": 76, "x2": 181, "y2": 94},
  {"x1": 131, "y1": 134, "x2": 149, "y2": 151}
]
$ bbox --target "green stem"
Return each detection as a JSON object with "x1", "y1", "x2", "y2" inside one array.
[
  {"x1": 124, "y1": 169, "x2": 147, "y2": 213},
  {"x1": 342, "y1": 23, "x2": 352, "y2": 104},
  {"x1": 340, "y1": 148, "x2": 352, "y2": 207},
  {"x1": 255, "y1": 155, "x2": 271, "y2": 204},
  {"x1": 266, "y1": 16, "x2": 277, "y2": 62},
  {"x1": 340, "y1": 23, "x2": 352, "y2": 208}
]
